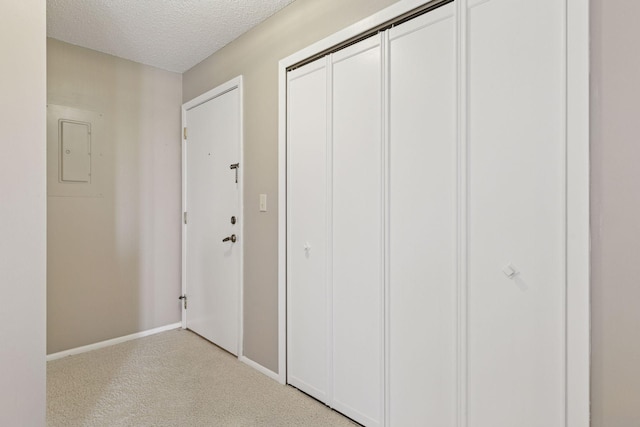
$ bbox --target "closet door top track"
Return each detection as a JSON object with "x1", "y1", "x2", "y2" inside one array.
[{"x1": 286, "y1": 0, "x2": 453, "y2": 72}]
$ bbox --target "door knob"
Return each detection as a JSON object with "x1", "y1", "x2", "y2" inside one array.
[{"x1": 222, "y1": 234, "x2": 237, "y2": 243}]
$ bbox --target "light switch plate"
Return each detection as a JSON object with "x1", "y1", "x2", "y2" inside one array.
[{"x1": 259, "y1": 194, "x2": 267, "y2": 212}]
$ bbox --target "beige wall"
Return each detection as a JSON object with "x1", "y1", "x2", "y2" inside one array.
[
  {"x1": 47, "y1": 39, "x2": 183, "y2": 354},
  {"x1": 183, "y1": 0, "x2": 401, "y2": 373},
  {"x1": 0, "y1": 0, "x2": 46, "y2": 424},
  {"x1": 591, "y1": 0, "x2": 640, "y2": 425}
]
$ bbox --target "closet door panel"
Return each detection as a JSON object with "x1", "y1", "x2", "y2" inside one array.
[
  {"x1": 467, "y1": 0, "x2": 566, "y2": 426},
  {"x1": 388, "y1": 4, "x2": 457, "y2": 426},
  {"x1": 332, "y1": 36, "x2": 383, "y2": 427},
  {"x1": 286, "y1": 59, "x2": 329, "y2": 402}
]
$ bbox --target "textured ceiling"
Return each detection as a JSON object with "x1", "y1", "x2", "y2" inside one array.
[{"x1": 47, "y1": 0, "x2": 296, "y2": 73}]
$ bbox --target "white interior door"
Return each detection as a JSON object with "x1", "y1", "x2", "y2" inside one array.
[
  {"x1": 286, "y1": 58, "x2": 330, "y2": 403},
  {"x1": 331, "y1": 35, "x2": 383, "y2": 427},
  {"x1": 185, "y1": 86, "x2": 241, "y2": 356},
  {"x1": 387, "y1": 4, "x2": 457, "y2": 426},
  {"x1": 467, "y1": 0, "x2": 566, "y2": 425}
]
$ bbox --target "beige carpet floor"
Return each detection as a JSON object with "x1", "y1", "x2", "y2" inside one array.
[{"x1": 47, "y1": 329, "x2": 356, "y2": 427}]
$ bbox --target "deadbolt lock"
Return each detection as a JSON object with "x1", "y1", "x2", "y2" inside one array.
[{"x1": 231, "y1": 216, "x2": 237, "y2": 225}]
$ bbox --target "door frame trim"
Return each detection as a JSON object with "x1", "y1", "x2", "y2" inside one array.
[
  {"x1": 278, "y1": 0, "x2": 589, "y2": 424},
  {"x1": 182, "y1": 75, "x2": 244, "y2": 358}
]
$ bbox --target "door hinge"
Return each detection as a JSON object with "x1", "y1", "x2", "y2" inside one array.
[
  {"x1": 179, "y1": 294, "x2": 187, "y2": 309},
  {"x1": 183, "y1": 127, "x2": 187, "y2": 140},
  {"x1": 183, "y1": 211, "x2": 187, "y2": 224}
]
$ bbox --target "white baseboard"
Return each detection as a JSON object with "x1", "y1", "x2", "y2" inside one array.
[
  {"x1": 239, "y1": 355, "x2": 282, "y2": 383},
  {"x1": 47, "y1": 322, "x2": 182, "y2": 362}
]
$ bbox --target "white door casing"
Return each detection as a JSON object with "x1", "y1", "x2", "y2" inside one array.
[{"x1": 182, "y1": 77, "x2": 243, "y2": 357}]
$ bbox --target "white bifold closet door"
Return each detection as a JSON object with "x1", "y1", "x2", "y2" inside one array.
[
  {"x1": 331, "y1": 35, "x2": 383, "y2": 427},
  {"x1": 286, "y1": 58, "x2": 329, "y2": 403},
  {"x1": 467, "y1": 0, "x2": 567, "y2": 426},
  {"x1": 387, "y1": 4, "x2": 457, "y2": 427},
  {"x1": 286, "y1": 35, "x2": 384, "y2": 427},
  {"x1": 287, "y1": 0, "x2": 570, "y2": 425}
]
